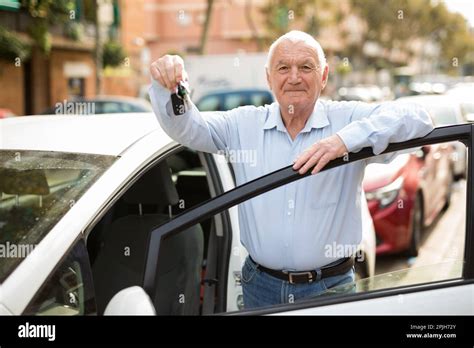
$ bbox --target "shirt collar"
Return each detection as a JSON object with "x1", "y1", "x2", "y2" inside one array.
[{"x1": 263, "y1": 100, "x2": 329, "y2": 133}]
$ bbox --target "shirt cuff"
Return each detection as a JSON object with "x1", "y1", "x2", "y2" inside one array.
[
  {"x1": 149, "y1": 79, "x2": 172, "y2": 118},
  {"x1": 336, "y1": 122, "x2": 364, "y2": 154}
]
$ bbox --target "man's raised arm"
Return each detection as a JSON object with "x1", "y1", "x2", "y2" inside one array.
[{"x1": 149, "y1": 54, "x2": 237, "y2": 154}]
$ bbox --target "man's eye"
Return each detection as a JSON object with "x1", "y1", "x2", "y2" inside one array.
[
  {"x1": 301, "y1": 65, "x2": 314, "y2": 72},
  {"x1": 278, "y1": 66, "x2": 289, "y2": 72}
]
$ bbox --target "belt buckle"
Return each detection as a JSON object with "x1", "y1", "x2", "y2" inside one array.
[{"x1": 288, "y1": 271, "x2": 314, "y2": 284}]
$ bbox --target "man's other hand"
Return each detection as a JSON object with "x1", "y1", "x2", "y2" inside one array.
[
  {"x1": 150, "y1": 55, "x2": 188, "y2": 92},
  {"x1": 293, "y1": 134, "x2": 348, "y2": 175}
]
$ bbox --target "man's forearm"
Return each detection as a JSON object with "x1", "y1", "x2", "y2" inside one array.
[
  {"x1": 336, "y1": 102, "x2": 434, "y2": 155},
  {"x1": 149, "y1": 80, "x2": 222, "y2": 153}
]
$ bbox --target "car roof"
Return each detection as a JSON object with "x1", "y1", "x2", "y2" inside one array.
[{"x1": 0, "y1": 113, "x2": 171, "y2": 156}]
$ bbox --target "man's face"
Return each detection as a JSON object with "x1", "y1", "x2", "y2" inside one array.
[{"x1": 266, "y1": 40, "x2": 329, "y2": 112}]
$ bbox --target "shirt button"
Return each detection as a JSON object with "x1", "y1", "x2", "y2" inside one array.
[{"x1": 287, "y1": 211, "x2": 291, "y2": 216}]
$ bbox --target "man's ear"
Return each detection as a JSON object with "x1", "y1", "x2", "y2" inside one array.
[
  {"x1": 321, "y1": 65, "x2": 329, "y2": 90},
  {"x1": 266, "y1": 68, "x2": 272, "y2": 90}
]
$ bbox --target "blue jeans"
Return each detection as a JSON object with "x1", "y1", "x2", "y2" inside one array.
[{"x1": 242, "y1": 256, "x2": 356, "y2": 310}]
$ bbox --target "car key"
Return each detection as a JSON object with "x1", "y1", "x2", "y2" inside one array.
[{"x1": 171, "y1": 81, "x2": 189, "y2": 116}]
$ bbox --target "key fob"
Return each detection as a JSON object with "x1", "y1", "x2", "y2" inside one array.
[
  {"x1": 171, "y1": 92, "x2": 185, "y2": 115},
  {"x1": 171, "y1": 81, "x2": 189, "y2": 116}
]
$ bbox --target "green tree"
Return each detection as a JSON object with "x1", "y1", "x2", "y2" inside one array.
[
  {"x1": 260, "y1": 0, "x2": 344, "y2": 47},
  {"x1": 350, "y1": 0, "x2": 474, "y2": 72},
  {"x1": 260, "y1": 0, "x2": 307, "y2": 43},
  {"x1": 22, "y1": 0, "x2": 76, "y2": 54}
]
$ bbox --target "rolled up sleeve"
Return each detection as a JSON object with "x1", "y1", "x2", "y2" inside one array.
[
  {"x1": 148, "y1": 80, "x2": 238, "y2": 154},
  {"x1": 336, "y1": 101, "x2": 434, "y2": 156}
]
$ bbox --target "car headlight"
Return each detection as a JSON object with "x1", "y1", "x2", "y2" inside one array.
[{"x1": 366, "y1": 176, "x2": 404, "y2": 209}]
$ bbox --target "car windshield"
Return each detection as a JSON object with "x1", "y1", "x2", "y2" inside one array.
[
  {"x1": 317, "y1": 260, "x2": 463, "y2": 297},
  {"x1": 0, "y1": 150, "x2": 116, "y2": 282}
]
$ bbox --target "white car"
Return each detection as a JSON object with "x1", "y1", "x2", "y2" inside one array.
[
  {"x1": 0, "y1": 113, "x2": 374, "y2": 315},
  {"x1": 0, "y1": 115, "x2": 472, "y2": 316}
]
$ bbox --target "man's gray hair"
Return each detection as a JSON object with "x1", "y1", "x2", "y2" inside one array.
[{"x1": 265, "y1": 30, "x2": 327, "y2": 70}]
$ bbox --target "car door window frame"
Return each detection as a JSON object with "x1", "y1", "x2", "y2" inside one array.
[
  {"x1": 201, "y1": 152, "x2": 233, "y2": 313},
  {"x1": 82, "y1": 143, "x2": 233, "y2": 314},
  {"x1": 142, "y1": 124, "x2": 474, "y2": 315}
]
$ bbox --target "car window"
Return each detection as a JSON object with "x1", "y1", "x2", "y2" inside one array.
[
  {"x1": 87, "y1": 147, "x2": 221, "y2": 315},
  {"x1": 321, "y1": 260, "x2": 464, "y2": 296},
  {"x1": 0, "y1": 150, "x2": 116, "y2": 282},
  {"x1": 119, "y1": 102, "x2": 134, "y2": 112},
  {"x1": 197, "y1": 95, "x2": 220, "y2": 111},
  {"x1": 23, "y1": 239, "x2": 96, "y2": 315},
  {"x1": 143, "y1": 138, "x2": 468, "y2": 314},
  {"x1": 250, "y1": 92, "x2": 273, "y2": 106},
  {"x1": 100, "y1": 102, "x2": 122, "y2": 113},
  {"x1": 223, "y1": 94, "x2": 245, "y2": 110}
]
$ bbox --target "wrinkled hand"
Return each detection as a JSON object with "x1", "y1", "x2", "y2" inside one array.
[
  {"x1": 150, "y1": 54, "x2": 188, "y2": 92},
  {"x1": 293, "y1": 134, "x2": 348, "y2": 175}
]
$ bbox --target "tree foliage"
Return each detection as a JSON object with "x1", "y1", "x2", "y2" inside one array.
[
  {"x1": 102, "y1": 40, "x2": 126, "y2": 67},
  {"x1": 0, "y1": 25, "x2": 31, "y2": 61},
  {"x1": 260, "y1": 0, "x2": 474, "y2": 72},
  {"x1": 21, "y1": 0, "x2": 76, "y2": 54},
  {"x1": 350, "y1": 0, "x2": 474, "y2": 71}
]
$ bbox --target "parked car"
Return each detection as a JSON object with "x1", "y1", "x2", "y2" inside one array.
[
  {"x1": 363, "y1": 143, "x2": 454, "y2": 256},
  {"x1": 0, "y1": 115, "x2": 472, "y2": 316},
  {"x1": 196, "y1": 89, "x2": 274, "y2": 111},
  {"x1": 0, "y1": 112, "x2": 374, "y2": 315},
  {"x1": 446, "y1": 84, "x2": 474, "y2": 123},
  {"x1": 337, "y1": 85, "x2": 392, "y2": 103},
  {"x1": 41, "y1": 96, "x2": 153, "y2": 115},
  {"x1": 397, "y1": 95, "x2": 467, "y2": 180}
]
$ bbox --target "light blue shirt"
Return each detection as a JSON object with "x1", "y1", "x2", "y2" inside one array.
[{"x1": 149, "y1": 81, "x2": 434, "y2": 271}]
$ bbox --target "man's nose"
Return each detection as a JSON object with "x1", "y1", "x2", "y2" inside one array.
[{"x1": 288, "y1": 66, "x2": 301, "y2": 83}]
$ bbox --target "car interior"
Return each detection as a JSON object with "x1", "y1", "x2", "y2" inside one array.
[{"x1": 87, "y1": 148, "x2": 224, "y2": 315}]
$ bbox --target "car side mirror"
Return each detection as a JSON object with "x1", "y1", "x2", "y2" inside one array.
[
  {"x1": 104, "y1": 286, "x2": 156, "y2": 315},
  {"x1": 465, "y1": 113, "x2": 474, "y2": 123}
]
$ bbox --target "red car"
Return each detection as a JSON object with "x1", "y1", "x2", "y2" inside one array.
[{"x1": 363, "y1": 143, "x2": 454, "y2": 256}]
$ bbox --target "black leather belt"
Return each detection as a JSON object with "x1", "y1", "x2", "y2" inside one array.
[{"x1": 250, "y1": 256, "x2": 354, "y2": 284}]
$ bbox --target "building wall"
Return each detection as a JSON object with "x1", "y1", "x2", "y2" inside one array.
[
  {"x1": 0, "y1": 60, "x2": 24, "y2": 116},
  {"x1": 143, "y1": 0, "x2": 266, "y2": 57},
  {"x1": 103, "y1": 75, "x2": 138, "y2": 97},
  {"x1": 30, "y1": 50, "x2": 50, "y2": 115},
  {"x1": 49, "y1": 50, "x2": 96, "y2": 107}
]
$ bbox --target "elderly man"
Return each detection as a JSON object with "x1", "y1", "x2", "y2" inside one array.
[{"x1": 149, "y1": 30, "x2": 434, "y2": 309}]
